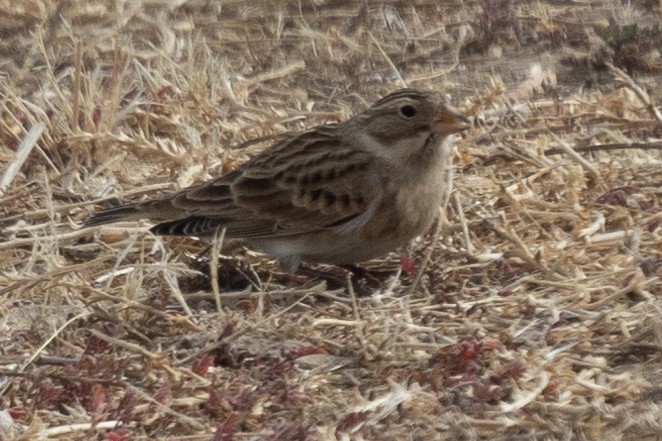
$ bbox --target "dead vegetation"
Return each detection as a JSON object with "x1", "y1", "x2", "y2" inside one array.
[{"x1": 1, "y1": 1, "x2": 662, "y2": 440}]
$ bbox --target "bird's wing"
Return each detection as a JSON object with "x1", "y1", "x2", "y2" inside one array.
[{"x1": 151, "y1": 127, "x2": 382, "y2": 237}]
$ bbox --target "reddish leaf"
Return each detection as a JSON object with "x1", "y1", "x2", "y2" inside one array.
[
  {"x1": 211, "y1": 412, "x2": 237, "y2": 441},
  {"x1": 192, "y1": 356, "x2": 215, "y2": 376},
  {"x1": 156, "y1": 85, "x2": 175, "y2": 101},
  {"x1": 105, "y1": 430, "x2": 130, "y2": 441},
  {"x1": 282, "y1": 347, "x2": 327, "y2": 360},
  {"x1": 151, "y1": 381, "x2": 172, "y2": 406},
  {"x1": 220, "y1": 323, "x2": 235, "y2": 340},
  {"x1": 115, "y1": 389, "x2": 137, "y2": 423},
  {"x1": 92, "y1": 106, "x2": 102, "y2": 128},
  {"x1": 267, "y1": 424, "x2": 308, "y2": 441},
  {"x1": 491, "y1": 360, "x2": 528, "y2": 382},
  {"x1": 204, "y1": 386, "x2": 222, "y2": 417},
  {"x1": 91, "y1": 384, "x2": 107, "y2": 422},
  {"x1": 399, "y1": 249, "x2": 418, "y2": 277},
  {"x1": 8, "y1": 407, "x2": 28, "y2": 419},
  {"x1": 335, "y1": 411, "x2": 369, "y2": 435}
]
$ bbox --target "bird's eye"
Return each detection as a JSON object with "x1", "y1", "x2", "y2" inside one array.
[{"x1": 400, "y1": 105, "x2": 417, "y2": 118}]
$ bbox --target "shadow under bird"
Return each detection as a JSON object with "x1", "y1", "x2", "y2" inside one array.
[{"x1": 86, "y1": 89, "x2": 470, "y2": 272}]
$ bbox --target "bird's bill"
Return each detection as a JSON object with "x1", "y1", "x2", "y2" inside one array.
[{"x1": 433, "y1": 106, "x2": 470, "y2": 135}]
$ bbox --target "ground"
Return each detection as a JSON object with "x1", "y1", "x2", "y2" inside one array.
[{"x1": 1, "y1": 1, "x2": 662, "y2": 440}]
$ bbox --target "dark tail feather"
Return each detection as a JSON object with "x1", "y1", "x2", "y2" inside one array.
[
  {"x1": 85, "y1": 204, "x2": 144, "y2": 227},
  {"x1": 150, "y1": 216, "x2": 221, "y2": 236}
]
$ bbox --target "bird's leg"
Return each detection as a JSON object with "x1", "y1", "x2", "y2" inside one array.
[
  {"x1": 296, "y1": 265, "x2": 345, "y2": 287},
  {"x1": 296, "y1": 264, "x2": 373, "y2": 296},
  {"x1": 399, "y1": 246, "x2": 418, "y2": 277},
  {"x1": 338, "y1": 264, "x2": 383, "y2": 286}
]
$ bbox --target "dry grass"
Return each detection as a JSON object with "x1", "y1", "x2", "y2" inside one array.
[{"x1": 1, "y1": 1, "x2": 662, "y2": 440}]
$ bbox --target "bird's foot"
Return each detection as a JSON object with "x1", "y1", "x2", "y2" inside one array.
[{"x1": 296, "y1": 264, "x2": 391, "y2": 296}]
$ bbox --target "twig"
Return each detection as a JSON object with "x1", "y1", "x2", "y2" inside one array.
[
  {"x1": 87, "y1": 328, "x2": 161, "y2": 359},
  {"x1": 210, "y1": 226, "x2": 227, "y2": 312},
  {"x1": 0, "y1": 226, "x2": 106, "y2": 253},
  {"x1": 408, "y1": 210, "x2": 443, "y2": 297},
  {"x1": 0, "y1": 182, "x2": 172, "y2": 224},
  {"x1": 544, "y1": 141, "x2": 662, "y2": 156},
  {"x1": 607, "y1": 62, "x2": 662, "y2": 128},
  {"x1": 163, "y1": 259, "x2": 194, "y2": 317},
  {"x1": 0, "y1": 354, "x2": 78, "y2": 366},
  {"x1": 71, "y1": 38, "x2": 82, "y2": 131},
  {"x1": 0, "y1": 122, "x2": 45, "y2": 197},
  {"x1": 347, "y1": 272, "x2": 369, "y2": 358},
  {"x1": 40, "y1": 421, "x2": 124, "y2": 437},
  {"x1": 406, "y1": 24, "x2": 467, "y2": 83},
  {"x1": 368, "y1": 31, "x2": 407, "y2": 87},
  {"x1": 245, "y1": 60, "x2": 306, "y2": 85},
  {"x1": 454, "y1": 193, "x2": 474, "y2": 255},
  {"x1": 488, "y1": 222, "x2": 549, "y2": 274},
  {"x1": 488, "y1": 142, "x2": 662, "y2": 165},
  {"x1": 548, "y1": 132, "x2": 601, "y2": 181}
]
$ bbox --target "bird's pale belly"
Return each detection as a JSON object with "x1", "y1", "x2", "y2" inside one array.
[
  {"x1": 252, "y1": 231, "x2": 404, "y2": 267},
  {"x1": 251, "y1": 204, "x2": 437, "y2": 270}
]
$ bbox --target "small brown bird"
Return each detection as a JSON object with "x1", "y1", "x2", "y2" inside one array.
[{"x1": 86, "y1": 89, "x2": 469, "y2": 272}]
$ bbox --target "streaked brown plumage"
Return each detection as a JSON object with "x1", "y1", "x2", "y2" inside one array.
[{"x1": 86, "y1": 89, "x2": 469, "y2": 271}]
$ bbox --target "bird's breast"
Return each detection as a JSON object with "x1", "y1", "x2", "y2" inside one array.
[{"x1": 362, "y1": 160, "x2": 449, "y2": 245}]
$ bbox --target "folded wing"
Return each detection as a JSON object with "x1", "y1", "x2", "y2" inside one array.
[{"x1": 90, "y1": 127, "x2": 382, "y2": 239}]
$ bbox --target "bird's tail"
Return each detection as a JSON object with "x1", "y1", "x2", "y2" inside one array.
[{"x1": 85, "y1": 203, "x2": 146, "y2": 227}]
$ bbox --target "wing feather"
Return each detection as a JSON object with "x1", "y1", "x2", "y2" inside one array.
[{"x1": 149, "y1": 127, "x2": 381, "y2": 238}]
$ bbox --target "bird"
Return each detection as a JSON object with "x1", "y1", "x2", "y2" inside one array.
[{"x1": 85, "y1": 89, "x2": 470, "y2": 273}]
